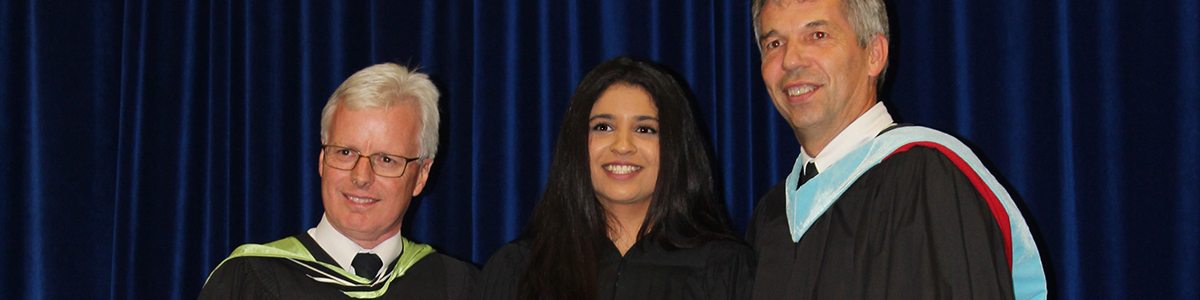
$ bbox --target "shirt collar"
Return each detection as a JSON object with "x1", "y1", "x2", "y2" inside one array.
[
  {"x1": 307, "y1": 214, "x2": 404, "y2": 273},
  {"x1": 800, "y1": 102, "x2": 895, "y2": 173}
]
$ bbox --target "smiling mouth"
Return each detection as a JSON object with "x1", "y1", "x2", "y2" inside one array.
[
  {"x1": 604, "y1": 164, "x2": 642, "y2": 175},
  {"x1": 347, "y1": 195, "x2": 379, "y2": 204},
  {"x1": 786, "y1": 84, "x2": 818, "y2": 96}
]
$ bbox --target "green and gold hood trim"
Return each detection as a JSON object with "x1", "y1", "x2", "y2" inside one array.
[{"x1": 205, "y1": 235, "x2": 435, "y2": 299}]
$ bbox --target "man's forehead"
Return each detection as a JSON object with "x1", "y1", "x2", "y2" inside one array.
[
  {"x1": 340, "y1": 95, "x2": 418, "y2": 111},
  {"x1": 764, "y1": 0, "x2": 824, "y2": 10},
  {"x1": 330, "y1": 105, "x2": 420, "y2": 135},
  {"x1": 334, "y1": 104, "x2": 409, "y2": 121},
  {"x1": 763, "y1": 0, "x2": 838, "y2": 15},
  {"x1": 760, "y1": 0, "x2": 843, "y2": 30},
  {"x1": 774, "y1": 0, "x2": 822, "y2": 5}
]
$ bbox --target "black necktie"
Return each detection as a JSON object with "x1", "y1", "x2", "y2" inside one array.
[
  {"x1": 351, "y1": 252, "x2": 383, "y2": 280},
  {"x1": 797, "y1": 162, "x2": 818, "y2": 188}
]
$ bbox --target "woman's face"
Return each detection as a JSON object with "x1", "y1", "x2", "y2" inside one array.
[{"x1": 588, "y1": 84, "x2": 661, "y2": 207}]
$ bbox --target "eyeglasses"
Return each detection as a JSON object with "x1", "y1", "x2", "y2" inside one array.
[{"x1": 321, "y1": 145, "x2": 421, "y2": 178}]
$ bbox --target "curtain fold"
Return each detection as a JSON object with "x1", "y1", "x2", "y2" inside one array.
[{"x1": 2, "y1": 0, "x2": 1198, "y2": 299}]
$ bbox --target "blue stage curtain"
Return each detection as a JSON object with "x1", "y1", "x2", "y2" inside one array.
[{"x1": 1, "y1": 0, "x2": 1197, "y2": 299}]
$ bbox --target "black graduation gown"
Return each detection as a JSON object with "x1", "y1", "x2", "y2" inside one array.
[
  {"x1": 198, "y1": 234, "x2": 478, "y2": 300},
  {"x1": 746, "y1": 146, "x2": 1015, "y2": 299},
  {"x1": 476, "y1": 237, "x2": 754, "y2": 300}
]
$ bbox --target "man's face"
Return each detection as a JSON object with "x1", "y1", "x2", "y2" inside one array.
[
  {"x1": 758, "y1": 0, "x2": 885, "y2": 146},
  {"x1": 318, "y1": 102, "x2": 431, "y2": 247}
]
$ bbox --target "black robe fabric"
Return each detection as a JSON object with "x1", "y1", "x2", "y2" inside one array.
[
  {"x1": 198, "y1": 234, "x2": 478, "y2": 300},
  {"x1": 477, "y1": 237, "x2": 754, "y2": 300},
  {"x1": 746, "y1": 146, "x2": 1014, "y2": 299}
]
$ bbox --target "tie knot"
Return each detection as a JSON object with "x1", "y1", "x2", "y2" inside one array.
[
  {"x1": 351, "y1": 252, "x2": 383, "y2": 280},
  {"x1": 798, "y1": 162, "x2": 819, "y2": 188}
]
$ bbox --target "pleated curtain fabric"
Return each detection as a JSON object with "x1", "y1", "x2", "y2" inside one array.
[{"x1": 1, "y1": 0, "x2": 1198, "y2": 299}]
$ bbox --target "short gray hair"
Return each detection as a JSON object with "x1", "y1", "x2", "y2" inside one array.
[
  {"x1": 752, "y1": 0, "x2": 890, "y2": 88},
  {"x1": 320, "y1": 63, "x2": 440, "y2": 159}
]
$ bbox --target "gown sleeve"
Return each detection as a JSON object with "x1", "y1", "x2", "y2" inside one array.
[
  {"x1": 440, "y1": 254, "x2": 481, "y2": 300},
  {"x1": 851, "y1": 146, "x2": 1015, "y2": 299},
  {"x1": 703, "y1": 241, "x2": 756, "y2": 300},
  {"x1": 197, "y1": 257, "x2": 280, "y2": 300},
  {"x1": 474, "y1": 243, "x2": 531, "y2": 300}
]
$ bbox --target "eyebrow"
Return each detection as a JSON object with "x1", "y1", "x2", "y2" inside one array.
[
  {"x1": 757, "y1": 20, "x2": 830, "y2": 42},
  {"x1": 326, "y1": 144, "x2": 408, "y2": 158},
  {"x1": 757, "y1": 29, "x2": 778, "y2": 44},
  {"x1": 588, "y1": 114, "x2": 658, "y2": 122}
]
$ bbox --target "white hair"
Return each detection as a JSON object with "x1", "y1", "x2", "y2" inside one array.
[{"x1": 320, "y1": 63, "x2": 440, "y2": 158}]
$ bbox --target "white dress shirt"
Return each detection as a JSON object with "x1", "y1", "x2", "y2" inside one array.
[
  {"x1": 307, "y1": 214, "x2": 404, "y2": 275},
  {"x1": 800, "y1": 101, "x2": 896, "y2": 174}
]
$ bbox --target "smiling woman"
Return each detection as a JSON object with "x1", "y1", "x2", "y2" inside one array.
[
  {"x1": 475, "y1": 57, "x2": 755, "y2": 300},
  {"x1": 587, "y1": 84, "x2": 662, "y2": 250}
]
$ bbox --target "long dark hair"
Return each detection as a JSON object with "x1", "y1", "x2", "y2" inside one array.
[{"x1": 518, "y1": 57, "x2": 734, "y2": 300}]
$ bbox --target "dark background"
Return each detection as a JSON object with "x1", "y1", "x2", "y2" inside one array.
[{"x1": 2, "y1": 0, "x2": 1197, "y2": 299}]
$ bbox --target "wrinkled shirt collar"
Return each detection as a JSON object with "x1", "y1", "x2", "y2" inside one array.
[
  {"x1": 800, "y1": 102, "x2": 895, "y2": 173},
  {"x1": 307, "y1": 214, "x2": 403, "y2": 273}
]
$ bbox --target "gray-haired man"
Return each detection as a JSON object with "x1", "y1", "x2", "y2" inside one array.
[{"x1": 745, "y1": 0, "x2": 1048, "y2": 298}]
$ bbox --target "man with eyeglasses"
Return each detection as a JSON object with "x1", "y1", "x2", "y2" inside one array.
[{"x1": 200, "y1": 63, "x2": 477, "y2": 299}]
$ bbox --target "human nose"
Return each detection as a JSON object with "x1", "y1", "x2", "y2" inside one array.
[
  {"x1": 350, "y1": 156, "x2": 375, "y2": 187},
  {"x1": 781, "y1": 41, "x2": 808, "y2": 71},
  {"x1": 610, "y1": 130, "x2": 636, "y2": 155}
]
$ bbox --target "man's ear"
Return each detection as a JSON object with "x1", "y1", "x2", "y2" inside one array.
[
  {"x1": 318, "y1": 139, "x2": 326, "y2": 177},
  {"x1": 867, "y1": 33, "x2": 889, "y2": 77},
  {"x1": 411, "y1": 158, "x2": 434, "y2": 196}
]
